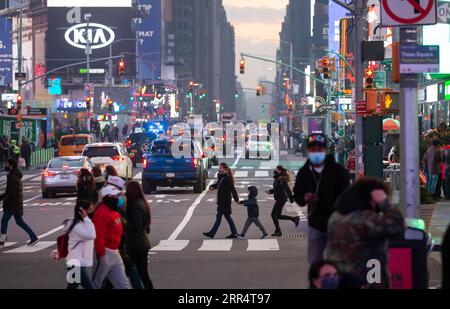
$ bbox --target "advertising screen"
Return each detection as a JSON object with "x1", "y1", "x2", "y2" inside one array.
[
  {"x1": 423, "y1": 22, "x2": 450, "y2": 73},
  {"x1": 46, "y1": 7, "x2": 136, "y2": 78},
  {"x1": 0, "y1": 17, "x2": 13, "y2": 87},
  {"x1": 328, "y1": 0, "x2": 348, "y2": 53},
  {"x1": 47, "y1": 0, "x2": 132, "y2": 7}
]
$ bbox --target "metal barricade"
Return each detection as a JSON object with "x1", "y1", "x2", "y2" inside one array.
[{"x1": 384, "y1": 163, "x2": 400, "y2": 192}]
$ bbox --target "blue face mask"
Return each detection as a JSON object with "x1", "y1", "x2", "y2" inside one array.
[
  {"x1": 117, "y1": 196, "x2": 124, "y2": 209},
  {"x1": 308, "y1": 152, "x2": 326, "y2": 165}
]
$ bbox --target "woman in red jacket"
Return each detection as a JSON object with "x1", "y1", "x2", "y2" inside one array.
[{"x1": 91, "y1": 186, "x2": 130, "y2": 289}]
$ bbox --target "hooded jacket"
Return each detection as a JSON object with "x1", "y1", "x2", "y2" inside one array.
[
  {"x1": 210, "y1": 172, "x2": 239, "y2": 215},
  {"x1": 293, "y1": 155, "x2": 349, "y2": 233},
  {"x1": 241, "y1": 186, "x2": 259, "y2": 218},
  {"x1": 0, "y1": 167, "x2": 23, "y2": 215},
  {"x1": 63, "y1": 217, "x2": 96, "y2": 267},
  {"x1": 270, "y1": 174, "x2": 294, "y2": 202}
]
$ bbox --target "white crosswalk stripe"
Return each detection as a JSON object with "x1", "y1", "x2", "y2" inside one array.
[
  {"x1": 255, "y1": 171, "x2": 269, "y2": 177},
  {"x1": 133, "y1": 172, "x2": 142, "y2": 180},
  {"x1": 198, "y1": 239, "x2": 233, "y2": 251},
  {"x1": 4, "y1": 241, "x2": 56, "y2": 253},
  {"x1": 247, "y1": 239, "x2": 279, "y2": 251},
  {"x1": 150, "y1": 240, "x2": 189, "y2": 251},
  {"x1": 234, "y1": 171, "x2": 248, "y2": 177}
]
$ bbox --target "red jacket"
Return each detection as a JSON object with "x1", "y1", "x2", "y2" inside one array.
[{"x1": 92, "y1": 203, "x2": 123, "y2": 257}]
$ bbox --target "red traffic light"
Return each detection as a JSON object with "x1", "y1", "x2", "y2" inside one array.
[
  {"x1": 16, "y1": 95, "x2": 22, "y2": 103},
  {"x1": 119, "y1": 60, "x2": 125, "y2": 68},
  {"x1": 322, "y1": 58, "x2": 330, "y2": 66}
]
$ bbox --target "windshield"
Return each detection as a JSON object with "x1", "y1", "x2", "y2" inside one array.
[
  {"x1": 82, "y1": 146, "x2": 119, "y2": 157},
  {"x1": 61, "y1": 137, "x2": 88, "y2": 146},
  {"x1": 150, "y1": 142, "x2": 173, "y2": 155},
  {"x1": 129, "y1": 132, "x2": 157, "y2": 143},
  {"x1": 49, "y1": 158, "x2": 83, "y2": 168}
]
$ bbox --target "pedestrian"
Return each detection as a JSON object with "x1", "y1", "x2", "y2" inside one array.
[
  {"x1": 443, "y1": 222, "x2": 450, "y2": 289},
  {"x1": 0, "y1": 159, "x2": 39, "y2": 246},
  {"x1": 125, "y1": 181, "x2": 153, "y2": 289},
  {"x1": 113, "y1": 125, "x2": 119, "y2": 142},
  {"x1": 20, "y1": 137, "x2": 32, "y2": 170},
  {"x1": 423, "y1": 139, "x2": 442, "y2": 197},
  {"x1": 104, "y1": 165, "x2": 119, "y2": 181},
  {"x1": 308, "y1": 260, "x2": 339, "y2": 289},
  {"x1": 326, "y1": 178, "x2": 405, "y2": 288},
  {"x1": 203, "y1": 162, "x2": 240, "y2": 239},
  {"x1": 236, "y1": 186, "x2": 268, "y2": 240},
  {"x1": 91, "y1": 186, "x2": 130, "y2": 289},
  {"x1": 9, "y1": 140, "x2": 20, "y2": 162},
  {"x1": 92, "y1": 166, "x2": 106, "y2": 193},
  {"x1": 63, "y1": 199, "x2": 96, "y2": 289},
  {"x1": 122, "y1": 124, "x2": 129, "y2": 138},
  {"x1": 0, "y1": 137, "x2": 8, "y2": 168},
  {"x1": 266, "y1": 165, "x2": 298, "y2": 237},
  {"x1": 76, "y1": 168, "x2": 97, "y2": 205},
  {"x1": 293, "y1": 133, "x2": 350, "y2": 264}
]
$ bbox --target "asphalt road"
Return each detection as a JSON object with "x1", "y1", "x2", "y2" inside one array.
[{"x1": 0, "y1": 153, "x2": 442, "y2": 288}]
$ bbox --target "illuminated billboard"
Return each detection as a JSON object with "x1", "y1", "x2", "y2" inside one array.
[
  {"x1": 423, "y1": 22, "x2": 450, "y2": 73},
  {"x1": 47, "y1": 0, "x2": 132, "y2": 7}
]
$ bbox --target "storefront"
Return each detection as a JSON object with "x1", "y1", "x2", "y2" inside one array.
[
  {"x1": 53, "y1": 98, "x2": 90, "y2": 132},
  {"x1": 419, "y1": 81, "x2": 450, "y2": 132},
  {"x1": 0, "y1": 115, "x2": 49, "y2": 148}
]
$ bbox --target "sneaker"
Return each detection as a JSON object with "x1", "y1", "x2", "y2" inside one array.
[
  {"x1": 260, "y1": 233, "x2": 269, "y2": 239},
  {"x1": 294, "y1": 217, "x2": 300, "y2": 228},
  {"x1": 236, "y1": 234, "x2": 245, "y2": 240},
  {"x1": 271, "y1": 232, "x2": 282, "y2": 237},
  {"x1": 226, "y1": 234, "x2": 238, "y2": 239},
  {"x1": 27, "y1": 238, "x2": 40, "y2": 246},
  {"x1": 203, "y1": 232, "x2": 214, "y2": 239},
  {"x1": 0, "y1": 234, "x2": 7, "y2": 246}
]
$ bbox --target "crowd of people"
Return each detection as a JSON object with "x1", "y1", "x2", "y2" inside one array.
[{"x1": 0, "y1": 136, "x2": 34, "y2": 170}]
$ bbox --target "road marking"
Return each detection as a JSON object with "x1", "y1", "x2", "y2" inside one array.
[
  {"x1": 37, "y1": 225, "x2": 64, "y2": 239},
  {"x1": 258, "y1": 166, "x2": 272, "y2": 170},
  {"x1": 231, "y1": 151, "x2": 243, "y2": 168},
  {"x1": 234, "y1": 171, "x2": 248, "y2": 178},
  {"x1": 255, "y1": 171, "x2": 269, "y2": 177},
  {"x1": 150, "y1": 240, "x2": 190, "y2": 251},
  {"x1": 0, "y1": 194, "x2": 41, "y2": 213},
  {"x1": 0, "y1": 242, "x2": 18, "y2": 249},
  {"x1": 133, "y1": 172, "x2": 142, "y2": 180},
  {"x1": 198, "y1": 239, "x2": 233, "y2": 251},
  {"x1": 247, "y1": 239, "x2": 279, "y2": 251},
  {"x1": 167, "y1": 180, "x2": 214, "y2": 241},
  {"x1": 3, "y1": 241, "x2": 56, "y2": 253},
  {"x1": 240, "y1": 181, "x2": 250, "y2": 184},
  {"x1": 65, "y1": 197, "x2": 77, "y2": 201},
  {"x1": 241, "y1": 166, "x2": 253, "y2": 169}
]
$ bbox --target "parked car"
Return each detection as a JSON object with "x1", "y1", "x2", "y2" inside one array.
[
  {"x1": 41, "y1": 156, "x2": 94, "y2": 198},
  {"x1": 124, "y1": 131, "x2": 158, "y2": 167},
  {"x1": 142, "y1": 138, "x2": 208, "y2": 194},
  {"x1": 58, "y1": 134, "x2": 95, "y2": 157},
  {"x1": 81, "y1": 142, "x2": 133, "y2": 180}
]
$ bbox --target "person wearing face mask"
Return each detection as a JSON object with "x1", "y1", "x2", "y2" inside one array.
[
  {"x1": 266, "y1": 165, "x2": 298, "y2": 237},
  {"x1": 0, "y1": 159, "x2": 39, "y2": 247},
  {"x1": 293, "y1": 133, "x2": 350, "y2": 265},
  {"x1": 325, "y1": 178, "x2": 405, "y2": 288}
]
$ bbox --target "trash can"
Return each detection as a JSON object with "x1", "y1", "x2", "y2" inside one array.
[{"x1": 388, "y1": 218, "x2": 428, "y2": 289}]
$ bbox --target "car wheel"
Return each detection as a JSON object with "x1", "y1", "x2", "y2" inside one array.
[
  {"x1": 142, "y1": 179, "x2": 153, "y2": 194},
  {"x1": 42, "y1": 190, "x2": 50, "y2": 199},
  {"x1": 193, "y1": 174, "x2": 203, "y2": 193}
]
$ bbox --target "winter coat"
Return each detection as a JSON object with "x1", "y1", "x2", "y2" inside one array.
[
  {"x1": 293, "y1": 155, "x2": 350, "y2": 233},
  {"x1": 125, "y1": 199, "x2": 151, "y2": 251},
  {"x1": 20, "y1": 142, "x2": 32, "y2": 158},
  {"x1": 269, "y1": 174, "x2": 294, "y2": 202},
  {"x1": 63, "y1": 217, "x2": 96, "y2": 267},
  {"x1": 210, "y1": 173, "x2": 239, "y2": 215},
  {"x1": 92, "y1": 203, "x2": 123, "y2": 257},
  {"x1": 0, "y1": 167, "x2": 23, "y2": 215},
  {"x1": 326, "y1": 192, "x2": 405, "y2": 287},
  {"x1": 241, "y1": 186, "x2": 259, "y2": 217},
  {"x1": 423, "y1": 146, "x2": 442, "y2": 175},
  {"x1": 77, "y1": 184, "x2": 97, "y2": 204}
]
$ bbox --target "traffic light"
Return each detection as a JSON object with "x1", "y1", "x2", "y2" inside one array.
[
  {"x1": 364, "y1": 68, "x2": 375, "y2": 89},
  {"x1": 108, "y1": 99, "x2": 113, "y2": 113},
  {"x1": 16, "y1": 95, "x2": 22, "y2": 110},
  {"x1": 317, "y1": 57, "x2": 334, "y2": 79},
  {"x1": 118, "y1": 59, "x2": 125, "y2": 76},
  {"x1": 366, "y1": 90, "x2": 377, "y2": 111},
  {"x1": 256, "y1": 85, "x2": 261, "y2": 96},
  {"x1": 239, "y1": 57, "x2": 245, "y2": 74},
  {"x1": 86, "y1": 96, "x2": 92, "y2": 110}
]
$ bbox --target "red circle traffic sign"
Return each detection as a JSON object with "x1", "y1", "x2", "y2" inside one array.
[{"x1": 382, "y1": 0, "x2": 434, "y2": 24}]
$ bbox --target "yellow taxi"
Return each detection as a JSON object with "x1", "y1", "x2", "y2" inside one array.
[{"x1": 58, "y1": 134, "x2": 95, "y2": 157}]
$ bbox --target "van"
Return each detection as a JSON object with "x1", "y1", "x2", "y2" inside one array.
[{"x1": 58, "y1": 134, "x2": 95, "y2": 157}]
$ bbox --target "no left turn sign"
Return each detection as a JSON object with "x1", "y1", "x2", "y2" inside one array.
[{"x1": 381, "y1": 0, "x2": 437, "y2": 26}]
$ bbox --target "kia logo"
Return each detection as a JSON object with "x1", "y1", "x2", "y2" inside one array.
[{"x1": 64, "y1": 23, "x2": 115, "y2": 50}]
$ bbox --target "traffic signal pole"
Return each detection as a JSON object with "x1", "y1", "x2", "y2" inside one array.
[{"x1": 17, "y1": 0, "x2": 23, "y2": 143}]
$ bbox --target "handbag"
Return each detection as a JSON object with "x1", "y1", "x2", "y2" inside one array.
[{"x1": 18, "y1": 157, "x2": 26, "y2": 167}]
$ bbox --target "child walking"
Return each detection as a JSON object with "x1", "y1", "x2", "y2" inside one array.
[{"x1": 237, "y1": 186, "x2": 268, "y2": 240}]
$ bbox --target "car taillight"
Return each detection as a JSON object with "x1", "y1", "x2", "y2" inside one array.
[
  {"x1": 112, "y1": 156, "x2": 124, "y2": 161},
  {"x1": 125, "y1": 140, "x2": 131, "y2": 148},
  {"x1": 143, "y1": 158, "x2": 148, "y2": 168},
  {"x1": 42, "y1": 170, "x2": 57, "y2": 177},
  {"x1": 211, "y1": 145, "x2": 215, "y2": 151},
  {"x1": 193, "y1": 158, "x2": 198, "y2": 168}
]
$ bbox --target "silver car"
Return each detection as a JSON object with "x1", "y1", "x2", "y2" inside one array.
[{"x1": 41, "y1": 156, "x2": 94, "y2": 198}]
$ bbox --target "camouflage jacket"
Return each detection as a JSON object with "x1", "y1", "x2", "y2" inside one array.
[{"x1": 326, "y1": 207, "x2": 404, "y2": 287}]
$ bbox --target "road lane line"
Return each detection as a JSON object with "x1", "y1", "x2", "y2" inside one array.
[
  {"x1": 37, "y1": 225, "x2": 64, "y2": 239},
  {"x1": 246, "y1": 239, "x2": 279, "y2": 251},
  {"x1": 0, "y1": 194, "x2": 41, "y2": 213},
  {"x1": 150, "y1": 240, "x2": 190, "y2": 251},
  {"x1": 167, "y1": 180, "x2": 214, "y2": 241},
  {"x1": 198, "y1": 239, "x2": 233, "y2": 251},
  {"x1": 4, "y1": 241, "x2": 56, "y2": 253},
  {"x1": 231, "y1": 151, "x2": 243, "y2": 168}
]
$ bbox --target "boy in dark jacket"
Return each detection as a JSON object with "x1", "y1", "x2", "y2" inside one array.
[{"x1": 237, "y1": 186, "x2": 268, "y2": 240}]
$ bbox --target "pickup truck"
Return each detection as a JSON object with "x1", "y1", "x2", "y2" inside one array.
[{"x1": 141, "y1": 138, "x2": 208, "y2": 194}]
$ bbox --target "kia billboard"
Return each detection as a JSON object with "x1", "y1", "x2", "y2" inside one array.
[{"x1": 46, "y1": 7, "x2": 136, "y2": 79}]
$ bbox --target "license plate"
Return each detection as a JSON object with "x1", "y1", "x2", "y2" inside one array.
[
  {"x1": 166, "y1": 173, "x2": 175, "y2": 178},
  {"x1": 131, "y1": 149, "x2": 138, "y2": 153},
  {"x1": 60, "y1": 173, "x2": 70, "y2": 179}
]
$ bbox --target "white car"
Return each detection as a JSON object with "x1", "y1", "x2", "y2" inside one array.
[{"x1": 82, "y1": 142, "x2": 133, "y2": 180}]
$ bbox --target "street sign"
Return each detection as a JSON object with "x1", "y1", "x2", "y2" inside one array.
[
  {"x1": 356, "y1": 100, "x2": 368, "y2": 116},
  {"x1": 438, "y1": 1, "x2": 450, "y2": 23},
  {"x1": 381, "y1": 0, "x2": 437, "y2": 27},
  {"x1": 400, "y1": 45, "x2": 439, "y2": 73},
  {"x1": 374, "y1": 71, "x2": 387, "y2": 88},
  {"x1": 14, "y1": 72, "x2": 26, "y2": 81},
  {"x1": 321, "y1": 105, "x2": 337, "y2": 111},
  {"x1": 23, "y1": 108, "x2": 47, "y2": 116}
]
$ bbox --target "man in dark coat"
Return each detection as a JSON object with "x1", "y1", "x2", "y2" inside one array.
[
  {"x1": 203, "y1": 163, "x2": 240, "y2": 239},
  {"x1": 0, "y1": 159, "x2": 39, "y2": 246},
  {"x1": 20, "y1": 137, "x2": 32, "y2": 170},
  {"x1": 294, "y1": 133, "x2": 350, "y2": 265}
]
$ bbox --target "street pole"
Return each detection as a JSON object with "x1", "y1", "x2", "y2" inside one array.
[
  {"x1": 84, "y1": 14, "x2": 92, "y2": 132},
  {"x1": 399, "y1": 27, "x2": 419, "y2": 218},
  {"x1": 17, "y1": 0, "x2": 23, "y2": 143},
  {"x1": 354, "y1": 0, "x2": 366, "y2": 180},
  {"x1": 289, "y1": 42, "x2": 293, "y2": 149}
]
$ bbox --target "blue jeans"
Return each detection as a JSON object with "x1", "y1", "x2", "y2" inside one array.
[
  {"x1": 1, "y1": 211, "x2": 37, "y2": 240},
  {"x1": 67, "y1": 266, "x2": 94, "y2": 289},
  {"x1": 426, "y1": 173, "x2": 439, "y2": 195},
  {"x1": 208, "y1": 211, "x2": 238, "y2": 237},
  {"x1": 307, "y1": 226, "x2": 328, "y2": 265}
]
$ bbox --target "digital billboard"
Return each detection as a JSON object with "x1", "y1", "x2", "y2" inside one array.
[
  {"x1": 134, "y1": 0, "x2": 162, "y2": 81},
  {"x1": 47, "y1": 0, "x2": 132, "y2": 7},
  {"x1": 0, "y1": 17, "x2": 13, "y2": 87},
  {"x1": 328, "y1": 0, "x2": 348, "y2": 53},
  {"x1": 46, "y1": 7, "x2": 136, "y2": 78},
  {"x1": 423, "y1": 22, "x2": 450, "y2": 74}
]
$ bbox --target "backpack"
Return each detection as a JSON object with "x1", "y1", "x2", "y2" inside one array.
[{"x1": 56, "y1": 233, "x2": 69, "y2": 259}]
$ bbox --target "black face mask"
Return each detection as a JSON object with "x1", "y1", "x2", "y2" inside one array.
[
  {"x1": 4, "y1": 166, "x2": 11, "y2": 172},
  {"x1": 273, "y1": 170, "x2": 280, "y2": 178}
]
